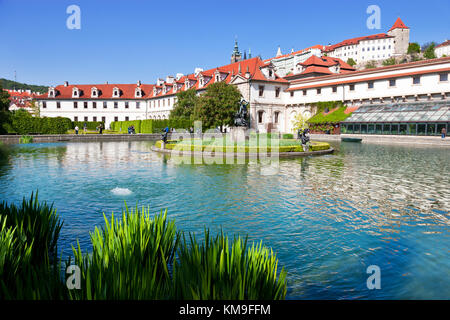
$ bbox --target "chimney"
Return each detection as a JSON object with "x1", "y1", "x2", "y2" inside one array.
[
  {"x1": 105, "y1": 81, "x2": 109, "y2": 84},
  {"x1": 166, "y1": 76, "x2": 174, "y2": 83},
  {"x1": 64, "y1": 81, "x2": 69, "y2": 87},
  {"x1": 137, "y1": 80, "x2": 141, "y2": 86},
  {"x1": 176, "y1": 73, "x2": 184, "y2": 80}
]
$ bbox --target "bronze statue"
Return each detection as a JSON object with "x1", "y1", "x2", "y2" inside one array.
[{"x1": 234, "y1": 98, "x2": 249, "y2": 127}]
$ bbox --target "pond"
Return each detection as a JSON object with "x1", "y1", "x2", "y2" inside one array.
[{"x1": 0, "y1": 140, "x2": 448, "y2": 299}]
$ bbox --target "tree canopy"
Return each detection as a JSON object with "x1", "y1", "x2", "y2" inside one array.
[
  {"x1": 169, "y1": 88, "x2": 198, "y2": 120},
  {"x1": 193, "y1": 82, "x2": 242, "y2": 131},
  {"x1": 407, "y1": 43, "x2": 421, "y2": 54},
  {"x1": 346, "y1": 58, "x2": 356, "y2": 67},
  {"x1": 0, "y1": 78, "x2": 48, "y2": 94},
  {"x1": 423, "y1": 42, "x2": 437, "y2": 59},
  {"x1": 0, "y1": 85, "x2": 11, "y2": 112}
]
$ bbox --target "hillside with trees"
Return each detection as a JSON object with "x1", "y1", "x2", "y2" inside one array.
[{"x1": 0, "y1": 78, "x2": 48, "y2": 94}]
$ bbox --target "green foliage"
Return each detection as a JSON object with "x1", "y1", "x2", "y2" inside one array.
[
  {"x1": 170, "y1": 88, "x2": 198, "y2": 119},
  {"x1": 407, "y1": 42, "x2": 421, "y2": 54},
  {"x1": 0, "y1": 78, "x2": 48, "y2": 94},
  {"x1": 0, "y1": 193, "x2": 66, "y2": 299},
  {"x1": 423, "y1": 42, "x2": 437, "y2": 59},
  {"x1": 365, "y1": 60, "x2": 377, "y2": 69},
  {"x1": 382, "y1": 57, "x2": 397, "y2": 66},
  {"x1": 308, "y1": 106, "x2": 351, "y2": 124},
  {"x1": 174, "y1": 230, "x2": 287, "y2": 300},
  {"x1": 346, "y1": 58, "x2": 357, "y2": 67},
  {"x1": 0, "y1": 111, "x2": 11, "y2": 134},
  {"x1": 110, "y1": 118, "x2": 193, "y2": 133},
  {"x1": 73, "y1": 121, "x2": 105, "y2": 131},
  {"x1": 291, "y1": 112, "x2": 309, "y2": 133},
  {"x1": 71, "y1": 207, "x2": 179, "y2": 300},
  {"x1": 315, "y1": 101, "x2": 345, "y2": 114},
  {"x1": 19, "y1": 135, "x2": 33, "y2": 144},
  {"x1": 8, "y1": 109, "x2": 72, "y2": 134},
  {"x1": 0, "y1": 85, "x2": 10, "y2": 112},
  {"x1": 194, "y1": 82, "x2": 242, "y2": 130}
]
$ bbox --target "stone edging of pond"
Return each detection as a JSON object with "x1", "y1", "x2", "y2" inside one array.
[{"x1": 151, "y1": 145, "x2": 334, "y2": 158}]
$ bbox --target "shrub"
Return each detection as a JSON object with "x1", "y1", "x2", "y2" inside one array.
[
  {"x1": 174, "y1": 230, "x2": 287, "y2": 300},
  {"x1": 71, "y1": 207, "x2": 179, "y2": 300},
  {"x1": 8, "y1": 110, "x2": 72, "y2": 134},
  {"x1": 73, "y1": 121, "x2": 105, "y2": 131},
  {"x1": 19, "y1": 135, "x2": 33, "y2": 143}
]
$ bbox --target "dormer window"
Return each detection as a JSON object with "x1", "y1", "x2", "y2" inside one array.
[
  {"x1": 215, "y1": 73, "x2": 221, "y2": 82},
  {"x1": 153, "y1": 87, "x2": 157, "y2": 96},
  {"x1": 48, "y1": 87, "x2": 55, "y2": 98},
  {"x1": 163, "y1": 85, "x2": 167, "y2": 94},
  {"x1": 72, "y1": 87, "x2": 79, "y2": 98},
  {"x1": 91, "y1": 87, "x2": 98, "y2": 98},
  {"x1": 185, "y1": 79, "x2": 190, "y2": 89},
  {"x1": 135, "y1": 87, "x2": 142, "y2": 98},
  {"x1": 173, "y1": 84, "x2": 178, "y2": 93},
  {"x1": 199, "y1": 76, "x2": 204, "y2": 88},
  {"x1": 112, "y1": 87, "x2": 120, "y2": 98}
]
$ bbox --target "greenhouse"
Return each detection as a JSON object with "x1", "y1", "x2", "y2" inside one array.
[{"x1": 341, "y1": 101, "x2": 450, "y2": 135}]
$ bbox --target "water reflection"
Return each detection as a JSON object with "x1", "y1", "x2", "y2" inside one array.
[{"x1": 0, "y1": 140, "x2": 448, "y2": 299}]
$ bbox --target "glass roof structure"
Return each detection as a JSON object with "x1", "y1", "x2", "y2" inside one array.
[{"x1": 342, "y1": 101, "x2": 450, "y2": 123}]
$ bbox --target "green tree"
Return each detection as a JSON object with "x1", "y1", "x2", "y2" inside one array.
[
  {"x1": 423, "y1": 42, "x2": 436, "y2": 59},
  {"x1": 346, "y1": 58, "x2": 356, "y2": 67},
  {"x1": 291, "y1": 112, "x2": 310, "y2": 133},
  {"x1": 407, "y1": 43, "x2": 421, "y2": 54},
  {"x1": 0, "y1": 85, "x2": 10, "y2": 112},
  {"x1": 194, "y1": 82, "x2": 242, "y2": 131},
  {"x1": 170, "y1": 88, "x2": 198, "y2": 119},
  {"x1": 29, "y1": 100, "x2": 40, "y2": 117}
]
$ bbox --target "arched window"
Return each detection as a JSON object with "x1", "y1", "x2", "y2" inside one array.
[
  {"x1": 113, "y1": 87, "x2": 120, "y2": 98},
  {"x1": 91, "y1": 87, "x2": 98, "y2": 98},
  {"x1": 72, "y1": 87, "x2": 79, "y2": 98}
]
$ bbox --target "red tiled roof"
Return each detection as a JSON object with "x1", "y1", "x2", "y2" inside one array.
[
  {"x1": 436, "y1": 40, "x2": 450, "y2": 49},
  {"x1": 38, "y1": 57, "x2": 287, "y2": 100},
  {"x1": 388, "y1": 17, "x2": 409, "y2": 32},
  {"x1": 325, "y1": 33, "x2": 392, "y2": 52}
]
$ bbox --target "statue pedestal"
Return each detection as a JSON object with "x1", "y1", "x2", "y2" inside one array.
[{"x1": 229, "y1": 127, "x2": 248, "y2": 143}]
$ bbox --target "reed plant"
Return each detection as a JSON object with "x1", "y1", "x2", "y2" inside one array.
[
  {"x1": 70, "y1": 206, "x2": 179, "y2": 299},
  {"x1": 173, "y1": 230, "x2": 287, "y2": 300},
  {"x1": 19, "y1": 135, "x2": 33, "y2": 144}
]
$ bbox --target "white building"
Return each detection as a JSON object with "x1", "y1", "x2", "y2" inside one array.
[
  {"x1": 435, "y1": 40, "x2": 450, "y2": 58},
  {"x1": 324, "y1": 18, "x2": 409, "y2": 65}
]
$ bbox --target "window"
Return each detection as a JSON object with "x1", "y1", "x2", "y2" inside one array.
[
  {"x1": 102, "y1": 116, "x2": 106, "y2": 123},
  {"x1": 274, "y1": 111, "x2": 280, "y2": 124},
  {"x1": 125, "y1": 116, "x2": 129, "y2": 121},
  {"x1": 114, "y1": 116, "x2": 118, "y2": 122},
  {"x1": 43, "y1": 101, "x2": 47, "y2": 108},
  {"x1": 290, "y1": 91, "x2": 294, "y2": 97},
  {"x1": 57, "y1": 102, "x2": 61, "y2": 109},
  {"x1": 74, "y1": 116, "x2": 78, "y2": 122},
  {"x1": 349, "y1": 84, "x2": 355, "y2": 91},
  {"x1": 258, "y1": 85, "x2": 264, "y2": 97},
  {"x1": 103, "y1": 101, "x2": 107, "y2": 109},
  {"x1": 440, "y1": 73, "x2": 448, "y2": 82},
  {"x1": 84, "y1": 102, "x2": 88, "y2": 109},
  {"x1": 413, "y1": 76, "x2": 421, "y2": 85},
  {"x1": 93, "y1": 116, "x2": 97, "y2": 122},
  {"x1": 317, "y1": 88, "x2": 321, "y2": 94},
  {"x1": 84, "y1": 116, "x2": 88, "y2": 121},
  {"x1": 275, "y1": 87, "x2": 280, "y2": 98},
  {"x1": 136, "y1": 101, "x2": 140, "y2": 109},
  {"x1": 114, "y1": 102, "x2": 118, "y2": 109},
  {"x1": 368, "y1": 81, "x2": 374, "y2": 89},
  {"x1": 258, "y1": 111, "x2": 264, "y2": 123},
  {"x1": 93, "y1": 102, "x2": 97, "y2": 109},
  {"x1": 74, "y1": 101, "x2": 78, "y2": 108},
  {"x1": 303, "y1": 90, "x2": 307, "y2": 96},
  {"x1": 389, "y1": 79, "x2": 396, "y2": 87},
  {"x1": 332, "y1": 86, "x2": 337, "y2": 93},
  {"x1": 125, "y1": 101, "x2": 129, "y2": 109}
]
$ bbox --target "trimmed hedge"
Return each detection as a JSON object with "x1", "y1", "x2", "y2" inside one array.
[
  {"x1": 110, "y1": 118, "x2": 193, "y2": 133},
  {"x1": 8, "y1": 110, "x2": 72, "y2": 134},
  {"x1": 73, "y1": 121, "x2": 105, "y2": 131},
  {"x1": 155, "y1": 140, "x2": 330, "y2": 153}
]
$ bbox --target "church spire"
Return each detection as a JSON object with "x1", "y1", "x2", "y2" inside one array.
[
  {"x1": 276, "y1": 46, "x2": 282, "y2": 57},
  {"x1": 231, "y1": 37, "x2": 242, "y2": 63}
]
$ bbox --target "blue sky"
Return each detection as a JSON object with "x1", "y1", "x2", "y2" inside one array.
[{"x1": 1, "y1": 0, "x2": 449, "y2": 86}]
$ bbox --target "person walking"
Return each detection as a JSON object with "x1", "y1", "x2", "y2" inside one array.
[
  {"x1": 83, "y1": 122, "x2": 87, "y2": 134},
  {"x1": 74, "y1": 125, "x2": 79, "y2": 135},
  {"x1": 98, "y1": 123, "x2": 103, "y2": 134},
  {"x1": 442, "y1": 127, "x2": 447, "y2": 139}
]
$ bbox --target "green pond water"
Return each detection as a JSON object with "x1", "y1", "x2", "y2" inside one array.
[{"x1": 0, "y1": 140, "x2": 448, "y2": 299}]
